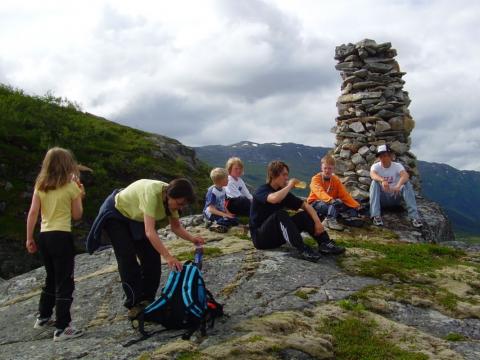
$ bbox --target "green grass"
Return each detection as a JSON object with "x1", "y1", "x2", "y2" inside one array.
[
  {"x1": 176, "y1": 246, "x2": 223, "y2": 261},
  {"x1": 444, "y1": 333, "x2": 467, "y2": 342},
  {"x1": 337, "y1": 238, "x2": 465, "y2": 281},
  {"x1": 294, "y1": 290, "x2": 309, "y2": 300},
  {"x1": 176, "y1": 351, "x2": 202, "y2": 360},
  {"x1": 338, "y1": 299, "x2": 366, "y2": 312},
  {"x1": 321, "y1": 316, "x2": 428, "y2": 360}
]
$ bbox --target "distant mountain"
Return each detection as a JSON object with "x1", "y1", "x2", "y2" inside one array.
[
  {"x1": 195, "y1": 141, "x2": 480, "y2": 238},
  {"x1": 0, "y1": 84, "x2": 210, "y2": 278}
]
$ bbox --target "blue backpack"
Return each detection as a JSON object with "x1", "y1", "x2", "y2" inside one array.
[{"x1": 129, "y1": 262, "x2": 223, "y2": 344}]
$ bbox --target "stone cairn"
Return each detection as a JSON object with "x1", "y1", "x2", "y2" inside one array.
[{"x1": 332, "y1": 39, "x2": 419, "y2": 201}]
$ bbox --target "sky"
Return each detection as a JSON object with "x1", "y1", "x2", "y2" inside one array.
[{"x1": 1, "y1": 0, "x2": 479, "y2": 171}]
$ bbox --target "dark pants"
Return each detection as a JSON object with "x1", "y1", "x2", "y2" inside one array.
[
  {"x1": 311, "y1": 200, "x2": 358, "y2": 219},
  {"x1": 252, "y1": 210, "x2": 330, "y2": 250},
  {"x1": 226, "y1": 196, "x2": 251, "y2": 217},
  {"x1": 104, "y1": 218, "x2": 161, "y2": 309},
  {"x1": 38, "y1": 231, "x2": 75, "y2": 330},
  {"x1": 207, "y1": 214, "x2": 239, "y2": 227}
]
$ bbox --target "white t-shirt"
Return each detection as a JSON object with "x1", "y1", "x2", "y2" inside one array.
[
  {"x1": 226, "y1": 175, "x2": 253, "y2": 200},
  {"x1": 370, "y1": 161, "x2": 405, "y2": 187}
]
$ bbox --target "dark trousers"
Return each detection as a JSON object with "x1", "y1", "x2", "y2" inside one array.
[
  {"x1": 38, "y1": 231, "x2": 75, "y2": 330},
  {"x1": 252, "y1": 210, "x2": 330, "y2": 250},
  {"x1": 208, "y1": 214, "x2": 239, "y2": 227},
  {"x1": 311, "y1": 200, "x2": 358, "y2": 219},
  {"x1": 104, "y1": 218, "x2": 161, "y2": 309},
  {"x1": 226, "y1": 196, "x2": 251, "y2": 217}
]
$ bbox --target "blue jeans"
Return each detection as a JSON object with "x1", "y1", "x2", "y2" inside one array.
[
  {"x1": 369, "y1": 181, "x2": 419, "y2": 219},
  {"x1": 311, "y1": 200, "x2": 358, "y2": 219}
]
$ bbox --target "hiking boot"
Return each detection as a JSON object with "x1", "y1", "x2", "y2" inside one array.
[
  {"x1": 372, "y1": 216, "x2": 384, "y2": 226},
  {"x1": 209, "y1": 224, "x2": 228, "y2": 233},
  {"x1": 127, "y1": 300, "x2": 150, "y2": 320},
  {"x1": 33, "y1": 317, "x2": 54, "y2": 329},
  {"x1": 53, "y1": 326, "x2": 83, "y2": 342},
  {"x1": 411, "y1": 218, "x2": 423, "y2": 228},
  {"x1": 317, "y1": 238, "x2": 345, "y2": 255},
  {"x1": 322, "y1": 217, "x2": 344, "y2": 231},
  {"x1": 299, "y1": 246, "x2": 321, "y2": 262}
]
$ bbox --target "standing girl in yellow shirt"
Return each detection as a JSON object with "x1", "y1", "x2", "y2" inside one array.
[{"x1": 26, "y1": 147, "x2": 85, "y2": 341}]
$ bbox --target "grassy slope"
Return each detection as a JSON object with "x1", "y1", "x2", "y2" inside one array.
[{"x1": 0, "y1": 84, "x2": 210, "y2": 278}]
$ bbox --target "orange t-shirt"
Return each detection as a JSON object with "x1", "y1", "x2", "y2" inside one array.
[{"x1": 307, "y1": 173, "x2": 360, "y2": 209}]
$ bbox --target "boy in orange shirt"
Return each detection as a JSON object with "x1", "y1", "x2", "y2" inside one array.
[{"x1": 307, "y1": 155, "x2": 362, "y2": 231}]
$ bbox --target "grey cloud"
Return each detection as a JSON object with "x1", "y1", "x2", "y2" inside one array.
[{"x1": 114, "y1": 92, "x2": 227, "y2": 139}]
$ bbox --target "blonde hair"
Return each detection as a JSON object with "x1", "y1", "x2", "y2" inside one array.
[
  {"x1": 210, "y1": 167, "x2": 228, "y2": 183},
  {"x1": 35, "y1": 147, "x2": 78, "y2": 192},
  {"x1": 321, "y1": 155, "x2": 336, "y2": 166},
  {"x1": 226, "y1": 157, "x2": 244, "y2": 174}
]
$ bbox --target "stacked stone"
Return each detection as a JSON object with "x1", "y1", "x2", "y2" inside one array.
[{"x1": 332, "y1": 39, "x2": 419, "y2": 201}]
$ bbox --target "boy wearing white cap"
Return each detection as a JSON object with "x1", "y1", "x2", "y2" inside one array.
[{"x1": 369, "y1": 144, "x2": 423, "y2": 228}]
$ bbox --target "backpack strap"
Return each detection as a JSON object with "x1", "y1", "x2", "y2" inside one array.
[
  {"x1": 144, "y1": 269, "x2": 182, "y2": 314},
  {"x1": 181, "y1": 265, "x2": 206, "y2": 318}
]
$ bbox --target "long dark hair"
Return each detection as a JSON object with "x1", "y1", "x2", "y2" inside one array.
[{"x1": 166, "y1": 178, "x2": 196, "y2": 203}]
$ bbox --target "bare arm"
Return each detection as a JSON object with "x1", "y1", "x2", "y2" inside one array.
[
  {"x1": 71, "y1": 195, "x2": 83, "y2": 221},
  {"x1": 266, "y1": 179, "x2": 297, "y2": 204},
  {"x1": 26, "y1": 194, "x2": 41, "y2": 253},
  {"x1": 301, "y1": 201, "x2": 325, "y2": 235},
  {"x1": 169, "y1": 217, "x2": 205, "y2": 246},
  {"x1": 396, "y1": 170, "x2": 410, "y2": 187},
  {"x1": 207, "y1": 204, "x2": 235, "y2": 218},
  {"x1": 370, "y1": 169, "x2": 390, "y2": 192},
  {"x1": 144, "y1": 214, "x2": 182, "y2": 271}
]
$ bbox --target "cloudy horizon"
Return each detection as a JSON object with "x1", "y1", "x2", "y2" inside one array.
[{"x1": 1, "y1": 0, "x2": 479, "y2": 171}]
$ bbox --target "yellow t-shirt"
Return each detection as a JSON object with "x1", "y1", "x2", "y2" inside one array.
[
  {"x1": 35, "y1": 181, "x2": 82, "y2": 232},
  {"x1": 115, "y1": 179, "x2": 179, "y2": 222}
]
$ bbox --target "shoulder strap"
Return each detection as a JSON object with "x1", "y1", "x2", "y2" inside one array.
[
  {"x1": 181, "y1": 265, "x2": 206, "y2": 318},
  {"x1": 144, "y1": 269, "x2": 182, "y2": 314}
]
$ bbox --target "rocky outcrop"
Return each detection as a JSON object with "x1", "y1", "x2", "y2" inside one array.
[
  {"x1": 332, "y1": 39, "x2": 419, "y2": 199},
  {"x1": 0, "y1": 217, "x2": 478, "y2": 359}
]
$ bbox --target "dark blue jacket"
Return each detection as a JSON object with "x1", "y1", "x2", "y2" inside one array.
[{"x1": 85, "y1": 189, "x2": 146, "y2": 254}]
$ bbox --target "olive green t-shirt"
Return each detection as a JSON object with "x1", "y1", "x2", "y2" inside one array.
[
  {"x1": 115, "y1": 179, "x2": 179, "y2": 222},
  {"x1": 35, "y1": 181, "x2": 82, "y2": 232}
]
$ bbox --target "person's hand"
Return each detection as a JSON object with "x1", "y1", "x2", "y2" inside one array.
[
  {"x1": 287, "y1": 178, "x2": 300, "y2": 188},
  {"x1": 381, "y1": 179, "x2": 390, "y2": 192},
  {"x1": 314, "y1": 221, "x2": 324, "y2": 236},
  {"x1": 73, "y1": 175, "x2": 86, "y2": 198},
  {"x1": 224, "y1": 211, "x2": 236, "y2": 219},
  {"x1": 392, "y1": 184, "x2": 402, "y2": 196},
  {"x1": 26, "y1": 239, "x2": 37, "y2": 254},
  {"x1": 191, "y1": 236, "x2": 205, "y2": 246},
  {"x1": 166, "y1": 254, "x2": 182, "y2": 272}
]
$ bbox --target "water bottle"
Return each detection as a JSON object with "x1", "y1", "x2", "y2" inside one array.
[{"x1": 194, "y1": 245, "x2": 204, "y2": 270}]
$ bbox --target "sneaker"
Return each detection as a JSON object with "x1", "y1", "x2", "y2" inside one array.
[
  {"x1": 299, "y1": 246, "x2": 321, "y2": 262},
  {"x1": 34, "y1": 317, "x2": 54, "y2": 329},
  {"x1": 209, "y1": 224, "x2": 228, "y2": 233},
  {"x1": 322, "y1": 217, "x2": 345, "y2": 231},
  {"x1": 372, "y1": 216, "x2": 384, "y2": 226},
  {"x1": 317, "y1": 238, "x2": 346, "y2": 255},
  {"x1": 411, "y1": 218, "x2": 423, "y2": 228},
  {"x1": 53, "y1": 326, "x2": 83, "y2": 342}
]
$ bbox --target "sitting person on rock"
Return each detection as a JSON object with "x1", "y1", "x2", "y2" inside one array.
[
  {"x1": 225, "y1": 157, "x2": 253, "y2": 217},
  {"x1": 369, "y1": 144, "x2": 423, "y2": 228},
  {"x1": 203, "y1": 167, "x2": 239, "y2": 233},
  {"x1": 307, "y1": 155, "x2": 362, "y2": 231},
  {"x1": 249, "y1": 160, "x2": 345, "y2": 261}
]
